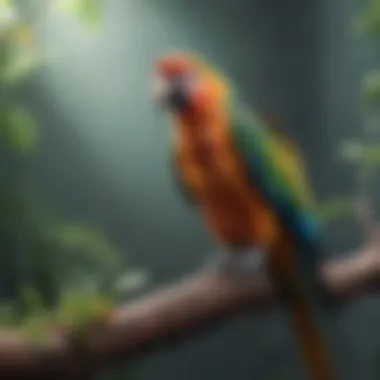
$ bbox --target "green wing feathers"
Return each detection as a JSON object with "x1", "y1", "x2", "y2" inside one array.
[{"x1": 228, "y1": 105, "x2": 320, "y2": 252}]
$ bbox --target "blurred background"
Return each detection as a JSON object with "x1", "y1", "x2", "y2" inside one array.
[{"x1": 1, "y1": 0, "x2": 380, "y2": 379}]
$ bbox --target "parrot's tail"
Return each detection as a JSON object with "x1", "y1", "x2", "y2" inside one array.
[{"x1": 289, "y1": 296, "x2": 336, "y2": 380}]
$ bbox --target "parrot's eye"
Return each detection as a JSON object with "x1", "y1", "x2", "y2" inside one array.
[
  {"x1": 171, "y1": 72, "x2": 197, "y2": 90},
  {"x1": 152, "y1": 70, "x2": 198, "y2": 109}
]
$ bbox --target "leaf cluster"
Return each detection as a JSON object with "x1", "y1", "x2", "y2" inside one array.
[
  {"x1": 317, "y1": 1, "x2": 380, "y2": 224},
  {"x1": 0, "y1": 1, "x2": 149, "y2": 360}
]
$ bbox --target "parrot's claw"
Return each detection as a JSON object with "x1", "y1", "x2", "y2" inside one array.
[
  {"x1": 202, "y1": 253, "x2": 235, "y2": 275},
  {"x1": 234, "y1": 249, "x2": 268, "y2": 277},
  {"x1": 203, "y1": 247, "x2": 268, "y2": 279}
]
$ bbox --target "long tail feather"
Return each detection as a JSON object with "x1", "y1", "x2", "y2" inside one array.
[
  {"x1": 289, "y1": 296, "x2": 336, "y2": 380},
  {"x1": 271, "y1": 234, "x2": 337, "y2": 380}
]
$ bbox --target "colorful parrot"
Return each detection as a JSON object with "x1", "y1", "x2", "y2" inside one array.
[{"x1": 152, "y1": 51, "x2": 336, "y2": 380}]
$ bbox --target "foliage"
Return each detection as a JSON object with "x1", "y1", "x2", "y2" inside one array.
[
  {"x1": 22, "y1": 286, "x2": 113, "y2": 348},
  {"x1": 315, "y1": 197, "x2": 356, "y2": 222},
  {"x1": 5, "y1": 106, "x2": 38, "y2": 153},
  {"x1": 316, "y1": 0, "x2": 380, "y2": 224},
  {"x1": 0, "y1": 1, "x2": 148, "y2": 375},
  {"x1": 55, "y1": 0, "x2": 102, "y2": 28},
  {"x1": 355, "y1": 0, "x2": 380, "y2": 38},
  {"x1": 361, "y1": 70, "x2": 380, "y2": 103}
]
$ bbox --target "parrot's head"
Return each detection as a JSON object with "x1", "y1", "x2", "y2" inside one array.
[{"x1": 152, "y1": 51, "x2": 229, "y2": 116}]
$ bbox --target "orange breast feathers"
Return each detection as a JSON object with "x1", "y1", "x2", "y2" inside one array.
[{"x1": 173, "y1": 112, "x2": 281, "y2": 250}]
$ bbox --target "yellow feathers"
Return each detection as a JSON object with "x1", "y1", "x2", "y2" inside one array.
[{"x1": 269, "y1": 134, "x2": 315, "y2": 207}]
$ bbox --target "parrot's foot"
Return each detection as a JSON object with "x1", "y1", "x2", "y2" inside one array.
[{"x1": 203, "y1": 247, "x2": 268, "y2": 279}]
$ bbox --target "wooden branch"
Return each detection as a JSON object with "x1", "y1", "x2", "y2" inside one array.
[{"x1": 2, "y1": 234, "x2": 380, "y2": 378}]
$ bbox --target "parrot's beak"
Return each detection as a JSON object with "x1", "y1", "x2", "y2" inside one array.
[{"x1": 152, "y1": 75, "x2": 189, "y2": 111}]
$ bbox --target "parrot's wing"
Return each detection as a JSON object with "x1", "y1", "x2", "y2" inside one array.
[
  {"x1": 256, "y1": 112, "x2": 314, "y2": 206},
  {"x1": 228, "y1": 108, "x2": 320, "y2": 251},
  {"x1": 170, "y1": 152, "x2": 194, "y2": 205},
  {"x1": 257, "y1": 111, "x2": 304, "y2": 165}
]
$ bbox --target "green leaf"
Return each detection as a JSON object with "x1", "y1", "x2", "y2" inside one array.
[
  {"x1": 5, "y1": 107, "x2": 39, "y2": 154},
  {"x1": 361, "y1": 144, "x2": 380, "y2": 164},
  {"x1": 78, "y1": 0, "x2": 100, "y2": 28},
  {"x1": 50, "y1": 223, "x2": 122, "y2": 268},
  {"x1": 338, "y1": 138, "x2": 380, "y2": 166},
  {"x1": 316, "y1": 197, "x2": 356, "y2": 222},
  {"x1": 362, "y1": 70, "x2": 380, "y2": 103},
  {"x1": 55, "y1": 290, "x2": 112, "y2": 339},
  {"x1": 56, "y1": 0, "x2": 101, "y2": 28},
  {"x1": 354, "y1": 0, "x2": 380, "y2": 37},
  {"x1": 3, "y1": 50, "x2": 43, "y2": 87}
]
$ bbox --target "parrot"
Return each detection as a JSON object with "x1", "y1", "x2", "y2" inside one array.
[{"x1": 151, "y1": 51, "x2": 336, "y2": 380}]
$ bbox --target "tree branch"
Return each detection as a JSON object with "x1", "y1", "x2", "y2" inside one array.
[{"x1": 2, "y1": 234, "x2": 380, "y2": 378}]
